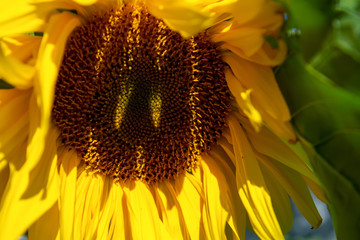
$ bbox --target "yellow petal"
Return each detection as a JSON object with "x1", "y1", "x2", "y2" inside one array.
[
  {"x1": 258, "y1": 154, "x2": 322, "y2": 229},
  {"x1": 258, "y1": 108, "x2": 297, "y2": 140},
  {"x1": 35, "y1": 11, "x2": 81, "y2": 121},
  {"x1": 303, "y1": 176, "x2": 327, "y2": 204},
  {"x1": 73, "y1": 0, "x2": 98, "y2": 5},
  {"x1": 0, "y1": 1, "x2": 87, "y2": 37},
  {"x1": 213, "y1": 0, "x2": 266, "y2": 26},
  {"x1": 0, "y1": 0, "x2": 45, "y2": 37},
  {"x1": 146, "y1": 0, "x2": 215, "y2": 38},
  {"x1": 241, "y1": 1, "x2": 284, "y2": 31},
  {"x1": 82, "y1": 180, "x2": 103, "y2": 239},
  {"x1": 207, "y1": 18, "x2": 233, "y2": 35},
  {"x1": 239, "y1": 116, "x2": 318, "y2": 183},
  {"x1": 0, "y1": 86, "x2": 28, "y2": 169},
  {"x1": 174, "y1": 173, "x2": 204, "y2": 239},
  {"x1": 0, "y1": 89, "x2": 30, "y2": 133},
  {"x1": 123, "y1": 181, "x2": 166, "y2": 239},
  {"x1": 214, "y1": 27, "x2": 265, "y2": 57},
  {"x1": 0, "y1": 35, "x2": 42, "y2": 88},
  {"x1": 200, "y1": 155, "x2": 229, "y2": 240},
  {"x1": 0, "y1": 127, "x2": 59, "y2": 240},
  {"x1": 259, "y1": 162, "x2": 293, "y2": 234},
  {"x1": 0, "y1": 112, "x2": 28, "y2": 165},
  {"x1": 27, "y1": 12, "x2": 81, "y2": 171},
  {"x1": 28, "y1": 203, "x2": 60, "y2": 240},
  {"x1": 202, "y1": 149, "x2": 246, "y2": 240},
  {"x1": 0, "y1": 145, "x2": 27, "y2": 180},
  {"x1": 58, "y1": 148, "x2": 80, "y2": 240},
  {"x1": 235, "y1": 39, "x2": 288, "y2": 67},
  {"x1": 224, "y1": 70, "x2": 262, "y2": 131},
  {"x1": 218, "y1": 137, "x2": 236, "y2": 167},
  {"x1": 73, "y1": 171, "x2": 109, "y2": 239},
  {"x1": 1, "y1": 35, "x2": 41, "y2": 62},
  {"x1": 0, "y1": 89, "x2": 30, "y2": 162},
  {"x1": 94, "y1": 178, "x2": 115, "y2": 240},
  {"x1": 215, "y1": 0, "x2": 287, "y2": 66},
  {"x1": 228, "y1": 115, "x2": 284, "y2": 240},
  {"x1": 108, "y1": 183, "x2": 127, "y2": 240},
  {"x1": 73, "y1": 168, "x2": 93, "y2": 239},
  {"x1": 0, "y1": 88, "x2": 19, "y2": 103},
  {"x1": 157, "y1": 182, "x2": 189, "y2": 239},
  {"x1": 0, "y1": 48, "x2": 35, "y2": 89},
  {"x1": 0, "y1": 162, "x2": 9, "y2": 201},
  {"x1": 224, "y1": 52, "x2": 291, "y2": 122}
]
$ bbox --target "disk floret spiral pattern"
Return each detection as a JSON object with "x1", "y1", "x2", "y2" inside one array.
[{"x1": 52, "y1": 4, "x2": 231, "y2": 183}]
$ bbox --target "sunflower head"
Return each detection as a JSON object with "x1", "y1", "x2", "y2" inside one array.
[
  {"x1": 0, "y1": 1, "x2": 325, "y2": 240},
  {"x1": 52, "y1": 4, "x2": 232, "y2": 183}
]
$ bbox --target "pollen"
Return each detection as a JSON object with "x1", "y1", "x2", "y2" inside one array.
[{"x1": 52, "y1": 4, "x2": 231, "y2": 183}]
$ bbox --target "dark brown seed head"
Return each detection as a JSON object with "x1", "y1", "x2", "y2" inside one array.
[{"x1": 52, "y1": 4, "x2": 231, "y2": 183}]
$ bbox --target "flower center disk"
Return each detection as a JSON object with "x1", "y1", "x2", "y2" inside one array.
[{"x1": 52, "y1": 5, "x2": 231, "y2": 183}]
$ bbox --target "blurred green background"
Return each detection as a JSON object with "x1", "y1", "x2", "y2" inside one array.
[{"x1": 275, "y1": 0, "x2": 360, "y2": 239}]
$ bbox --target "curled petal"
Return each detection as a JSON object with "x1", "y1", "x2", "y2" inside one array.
[{"x1": 146, "y1": 0, "x2": 215, "y2": 38}]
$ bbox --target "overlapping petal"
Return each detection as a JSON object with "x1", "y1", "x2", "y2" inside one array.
[
  {"x1": 146, "y1": 0, "x2": 215, "y2": 38},
  {"x1": 258, "y1": 154, "x2": 322, "y2": 229},
  {"x1": 0, "y1": 49, "x2": 35, "y2": 89},
  {"x1": 202, "y1": 150, "x2": 246, "y2": 240},
  {"x1": 212, "y1": 0, "x2": 287, "y2": 66},
  {"x1": 0, "y1": 0, "x2": 45, "y2": 37},
  {"x1": 224, "y1": 70, "x2": 262, "y2": 131},
  {"x1": 58, "y1": 148, "x2": 80, "y2": 240},
  {"x1": 0, "y1": 127, "x2": 59, "y2": 240},
  {"x1": 72, "y1": 168, "x2": 114, "y2": 239},
  {"x1": 174, "y1": 173, "x2": 204, "y2": 239},
  {"x1": 201, "y1": 156, "x2": 229, "y2": 240},
  {"x1": 259, "y1": 163, "x2": 293, "y2": 234},
  {"x1": 156, "y1": 182, "x2": 189, "y2": 238},
  {"x1": 0, "y1": 162, "x2": 9, "y2": 202},
  {"x1": 0, "y1": 89, "x2": 31, "y2": 161},
  {"x1": 225, "y1": 52, "x2": 290, "y2": 123},
  {"x1": 0, "y1": 35, "x2": 41, "y2": 89},
  {"x1": 28, "y1": 203, "x2": 60, "y2": 239},
  {"x1": 123, "y1": 181, "x2": 169, "y2": 239},
  {"x1": 228, "y1": 115, "x2": 284, "y2": 240},
  {"x1": 27, "y1": 11, "x2": 81, "y2": 171}
]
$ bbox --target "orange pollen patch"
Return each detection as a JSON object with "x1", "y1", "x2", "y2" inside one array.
[{"x1": 52, "y1": 4, "x2": 231, "y2": 183}]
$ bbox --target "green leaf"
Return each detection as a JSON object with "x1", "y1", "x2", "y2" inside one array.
[
  {"x1": 276, "y1": 0, "x2": 360, "y2": 238},
  {"x1": 286, "y1": 0, "x2": 336, "y2": 60}
]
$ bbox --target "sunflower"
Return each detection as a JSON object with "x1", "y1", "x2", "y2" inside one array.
[{"x1": 0, "y1": 0, "x2": 325, "y2": 239}]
